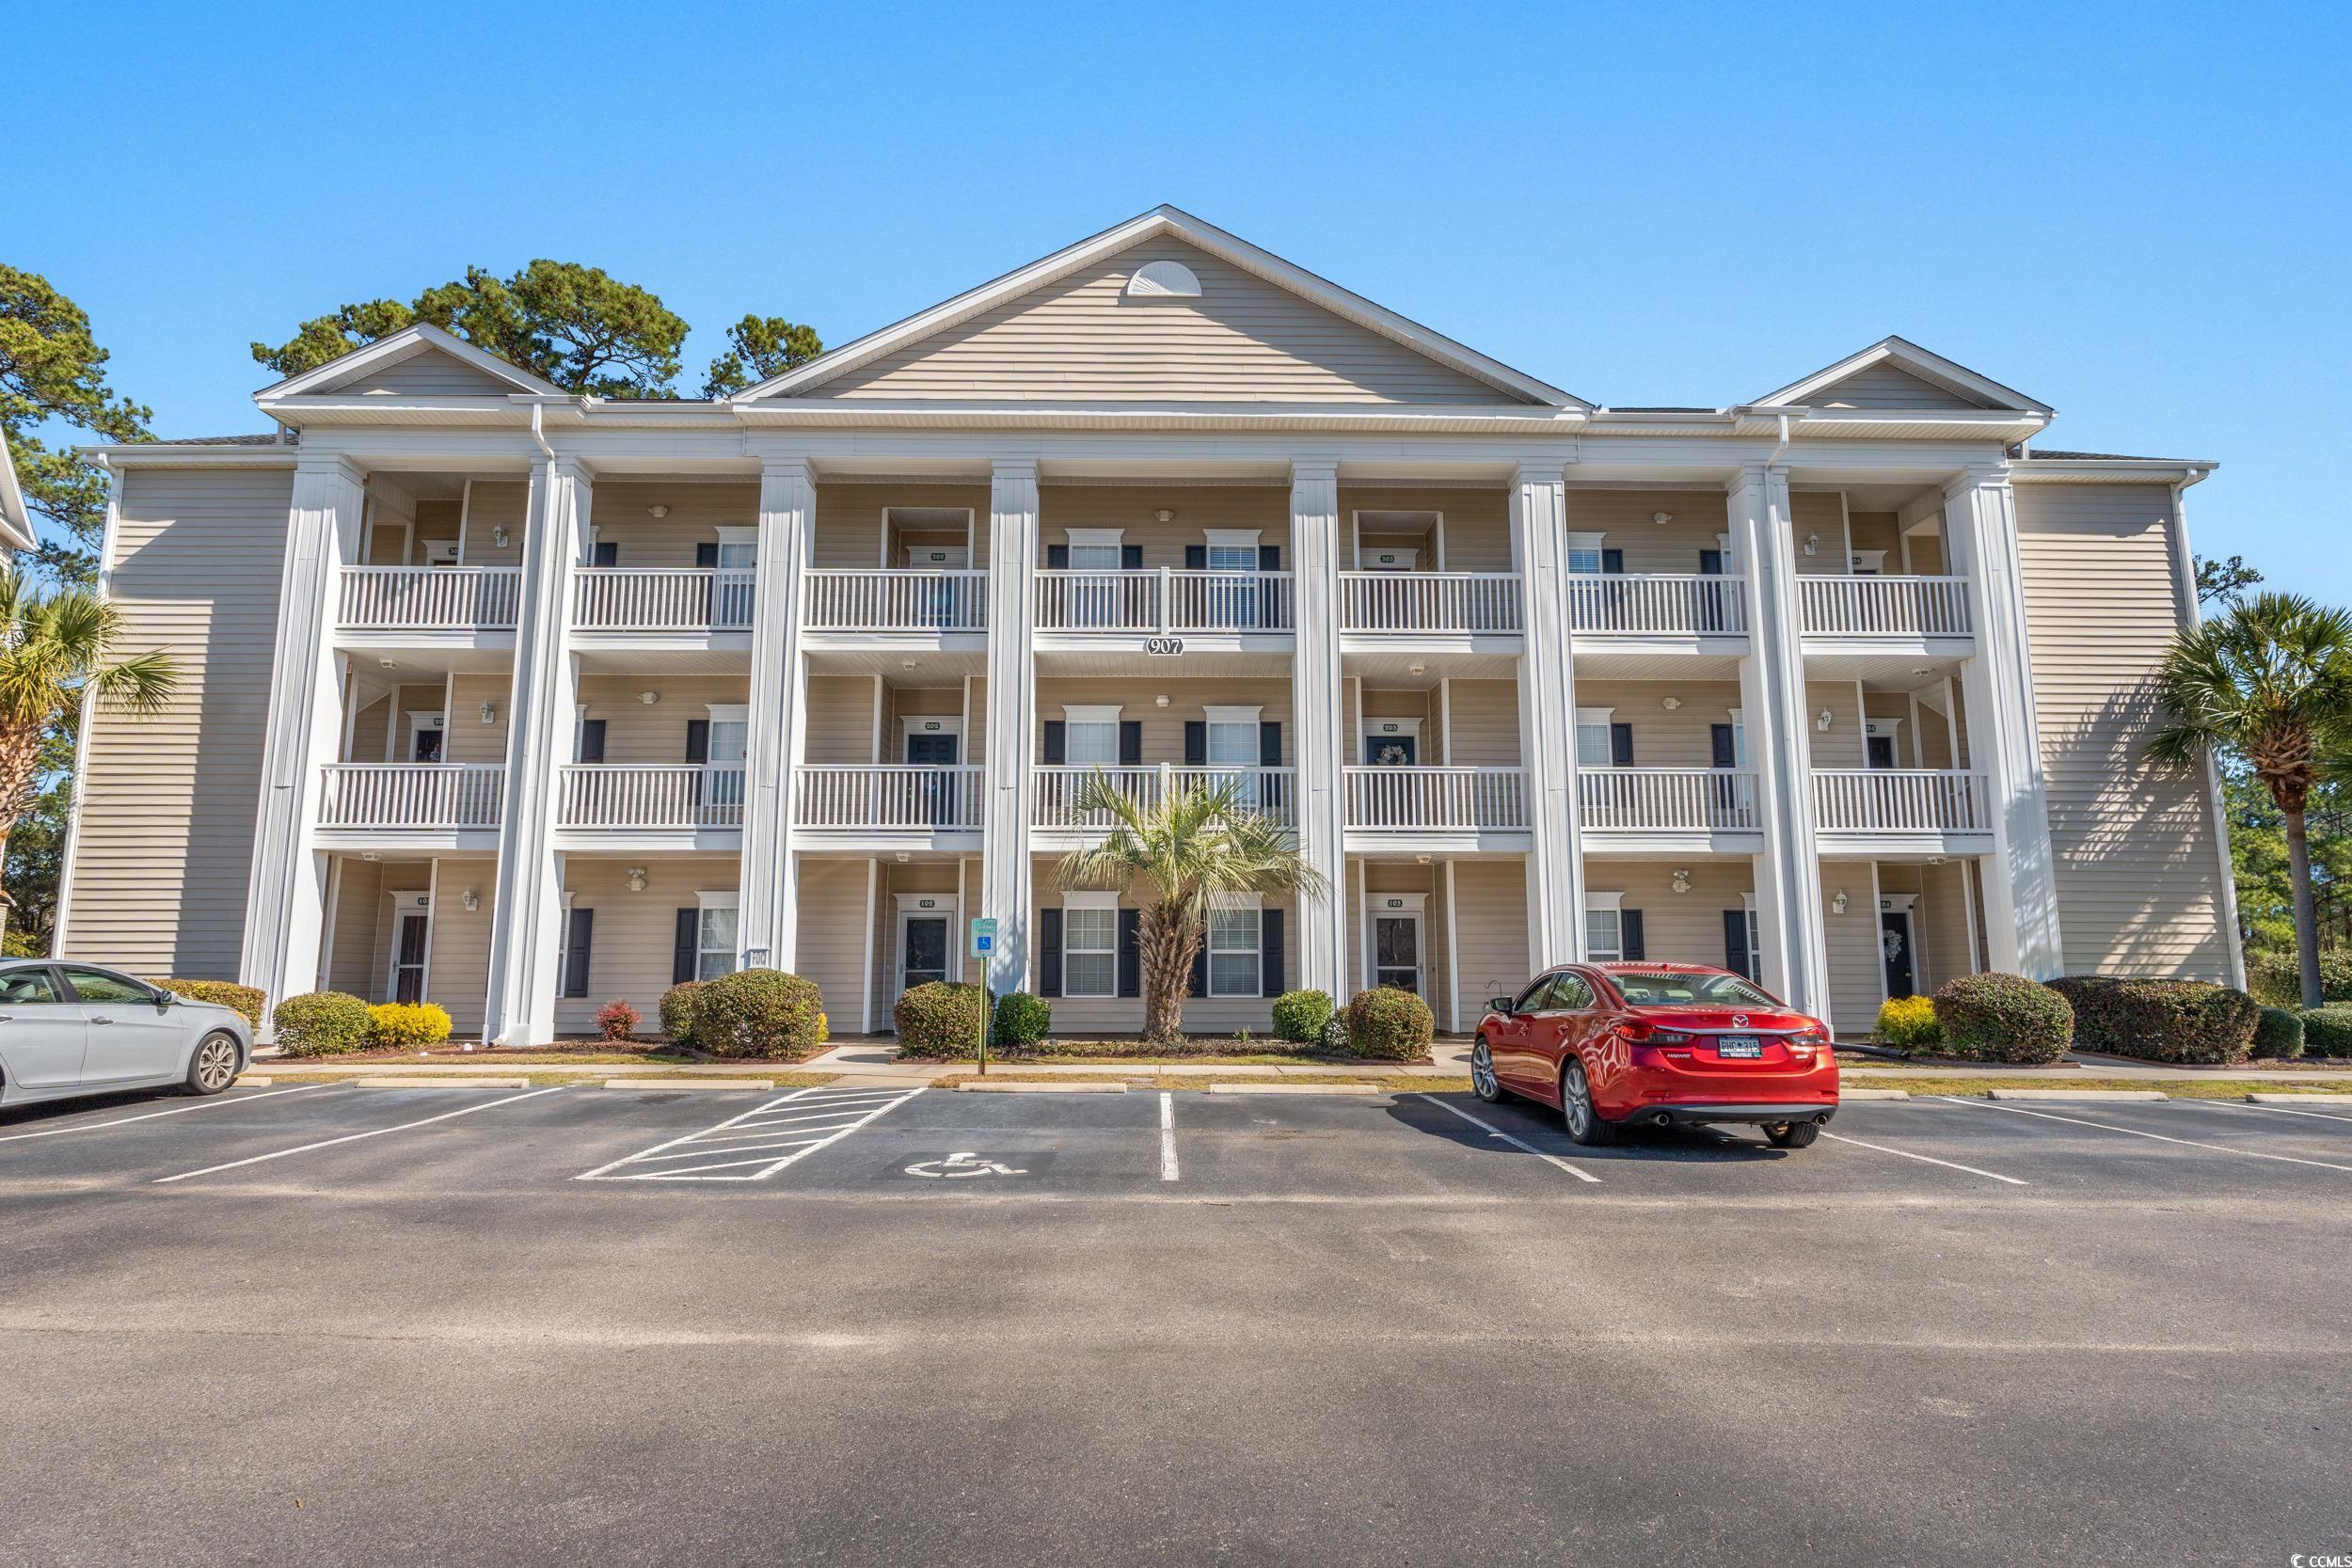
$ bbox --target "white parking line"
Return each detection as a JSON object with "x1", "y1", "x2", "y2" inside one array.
[
  {"x1": 1937, "y1": 1096, "x2": 2352, "y2": 1173},
  {"x1": 153, "y1": 1086, "x2": 567, "y2": 1184},
  {"x1": 0, "y1": 1084, "x2": 330, "y2": 1145},
  {"x1": 1416, "y1": 1095, "x2": 1600, "y2": 1183},
  {"x1": 1159, "y1": 1091, "x2": 1179, "y2": 1181},
  {"x1": 2216, "y1": 1100, "x2": 2352, "y2": 1127},
  {"x1": 577, "y1": 1085, "x2": 923, "y2": 1181},
  {"x1": 1818, "y1": 1130, "x2": 2030, "y2": 1186}
]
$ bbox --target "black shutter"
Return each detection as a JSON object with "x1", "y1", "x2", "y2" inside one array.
[
  {"x1": 694, "y1": 541, "x2": 719, "y2": 569},
  {"x1": 1184, "y1": 545, "x2": 1207, "y2": 570},
  {"x1": 1189, "y1": 941, "x2": 1208, "y2": 998},
  {"x1": 1119, "y1": 721, "x2": 1143, "y2": 767},
  {"x1": 578, "y1": 720, "x2": 607, "y2": 764},
  {"x1": 1724, "y1": 911, "x2": 1750, "y2": 978},
  {"x1": 592, "y1": 540, "x2": 618, "y2": 567},
  {"x1": 1258, "y1": 544, "x2": 1279, "y2": 571},
  {"x1": 1621, "y1": 910, "x2": 1645, "y2": 962},
  {"x1": 1601, "y1": 548, "x2": 1625, "y2": 574},
  {"x1": 672, "y1": 910, "x2": 699, "y2": 985},
  {"x1": 684, "y1": 720, "x2": 709, "y2": 764},
  {"x1": 1610, "y1": 722, "x2": 1635, "y2": 768},
  {"x1": 1698, "y1": 549, "x2": 1724, "y2": 575},
  {"x1": 1184, "y1": 721, "x2": 1207, "y2": 767},
  {"x1": 1041, "y1": 721, "x2": 1067, "y2": 767},
  {"x1": 1039, "y1": 909, "x2": 1063, "y2": 998},
  {"x1": 1259, "y1": 721, "x2": 1281, "y2": 768},
  {"x1": 1709, "y1": 724, "x2": 1737, "y2": 768},
  {"x1": 1117, "y1": 910, "x2": 1141, "y2": 998},
  {"x1": 1261, "y1": 909, "x2": 1284, "y2": 996},
  {"x1": 1046, "y1": 543, "x2": 1070, "y2": 569},
  {"x1": 563, "y1": 908, "x2": 594, "y2": 998},
  {"x1": 1120, "y1": 544, "x2": 1143, "y2": 571}
]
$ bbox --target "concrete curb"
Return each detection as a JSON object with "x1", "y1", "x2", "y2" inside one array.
[
  {"x1": 232, "y1": 1075, "x2": 274, "y2": 1087},
  {"x1": 352, "y1": 1075, "x2": 532, "y2": 1089},
  {"x1": 1207, "y1": 1082, "x2": 1379, "y2": 1096},
  {"x1": 954, "y1": 1080, "x2": 1128, "y2": 1094},
  {"x1": 1985, "y1": 1088, "x2": 2168, "y2": 1101},
  {"x1": 602, "y1": 1078, "x2": 773, "y2": 1091},
  {"x1": 2247, "y1": 1092, "x2": 2352, "y2": 1104},
  {"x1": 1839, "y1": 1088, "x2": 1911, "y2": 1101}
]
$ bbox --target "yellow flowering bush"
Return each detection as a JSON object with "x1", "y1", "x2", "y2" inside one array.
[
  {"x1": 368, "y1": 1002, "x2": 453, "y2": 1048},
  {"x1": 1874, "y1": 994, "x2": 1942, "y2": 1050}
]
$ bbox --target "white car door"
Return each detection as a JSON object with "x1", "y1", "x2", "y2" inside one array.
[
  {"x1": 0, "y1": 967, "x2": 86, "y2": 1091},
  {"x1": 63, "y1": 966, "x2": 185, "y2": 1083}
]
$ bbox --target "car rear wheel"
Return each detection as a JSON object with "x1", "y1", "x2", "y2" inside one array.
[
  {"x1": 184, "y1": 1032, "x2": 240, "y2": 1097},
  {"x1": 1763, "y1": 1120, "x2": 1820, "y2": 1149},
  {"x1": 1470, "y1": 1037, "x2": 1503, "y2": 1102},
  {"x1": 1560, "y1": 1060, "x2": 1613, "y2": 1146}
]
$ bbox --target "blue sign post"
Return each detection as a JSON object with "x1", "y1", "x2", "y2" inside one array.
[{"x1": 969, "y1": 919, "x2": 999, "y2": 1074}]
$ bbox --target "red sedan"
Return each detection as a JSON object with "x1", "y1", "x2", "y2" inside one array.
[{"x1": 1471, "y1": 962, "x2": 1839, "y2": 1148}]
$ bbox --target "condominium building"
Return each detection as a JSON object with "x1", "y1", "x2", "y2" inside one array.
[{"x1": 56, "y1": 207, "x2": 2240, "y2": 1041}]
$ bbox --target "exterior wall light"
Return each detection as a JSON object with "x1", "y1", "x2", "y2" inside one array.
[
  {"x1": 1815, "y1": 708, "x2": 1833, "y2": 732},
  {"x1": 1804, "y1": 532, "x2": 1820, "y2": 556},
  {"x1": 1832, "y1": 889, "x2": 1849, "y2": 915},
  {"x1": 649, "y1": 505, "x2": 670, "y2": 518},
  {"x1": 492, "y1": 525, "x2": 510, "y2": 547},
  {"x1": 461, "y1": 887, "x2": 481, "y2": 912},
  {"x1": 1155, "y1": 509, "x2": 1176, "y2": 523},
  {"x1": 639, "y1": 690, "x2": 659, "y2": 705},
  {"x1": 1652, "y1": 512, "x2": 1673, "y2": 527},
  {"x1": 1671, "y1": 869, "x2": 1692, "y2": 894},
  {"x1": 479, "y1": 702, "x2": 496, "y2": 724},
  {"x1": 1661, "y1": 696, "x2": 1681, "y2": 710},
  {"x1": 626, "y1": 867, "x2": 648, "y2": 892}
]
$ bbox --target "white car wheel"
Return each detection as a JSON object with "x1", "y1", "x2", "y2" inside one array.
[{"x1": 186, "y1": 1032, "x2": 240, "y2": 1096}]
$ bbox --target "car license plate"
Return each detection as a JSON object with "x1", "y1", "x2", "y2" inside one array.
[{"x1": 1715, "y1": 1037, "x2": 1763, "y2": 1058}]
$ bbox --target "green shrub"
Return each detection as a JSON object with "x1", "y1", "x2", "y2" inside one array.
[
  {"x1": 2046, "y1": 976, "x2": 2260, "y2": 1065},
  {"x1": 2247, "y1": 948, "x2": 2352, "y2": 1007},
  {"x1": 894, "y1": 981, "x2": 986, "y2": 1058},
  {"x1": 689, "y1": 970, "x2": 827, "y2": 1060},
  {"x1": 367, "y1": 1001, "x2": 453, "y2": 1048},
  {"x1": 596, "y1": 999, "x2": 641, "y2": 1042},
  {"x1": 1873, "y1": 994, "x2": 1942, "y2": 1050},
  {"x1": 659, "y1": 980, "x2": 707, "y2": 1046},
  {"x1": 1343, "y1": 987, "x2": 1436, "y2": 1061},
  {"x1": 2253, "y1": 1006, "x2": 2305, "y2": 1060},
  {"x1": 148, "y1": 978, "x2": 266, "y2": 1027},
  {"x1": 991, "y1": 990, "x2": 1052, "y2": 1049},
  {"x1": 1271, "y1": 989, "x2": 1335, "y2": 1045},
  {"x1": 272, "y1": 990, "x2": 373, "y2": 1057},
  {"x1": 1930, "y1": 973, "x2": 2073, "y2": 1065},
  {"x1": 2298, "y1": 1005, "x2": 2352, "y2": 1059}
]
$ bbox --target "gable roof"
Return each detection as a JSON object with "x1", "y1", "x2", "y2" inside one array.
[
  {"x1": 737, "y1": 205, "x2": 1587, "y2": 408},
  {"x1": 1756, "y1": 336, "x2": 2051, "y2": 415},
  {"x1": 255, "y1": 321, "x2": 565, "y2": 401},
  {"x1": 0, "y1": 424, "x2": 33, "y2": 552}
]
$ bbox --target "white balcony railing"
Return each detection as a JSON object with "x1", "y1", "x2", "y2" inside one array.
[
  {"x1": 794, "y1": 766, "x2": 985, "y2": 831},
  {"x1": 1578, "y1": 768, "x2": 1758, "y2": 832},
  {"x1": 339, "y1": 567, "x2": 520, "y2": 629},
  {"x1": 572, "y1": 568, "x2": 756, "y2": 631},
  {"x1": 1566, "y1": 574, "x2": 1746, "y2": 636},
  {"x1": 319, "y1": 764, "x2": 504, "y2": 830},
  {"x1": 559, "y1": 765, "x2": 747, "y2": 830},
  {"x1": 1343, "y1": 766, "x2": 1527, "y2": 831},
  {"x1": 1812, "y1": 769, "x2": 1990, "y2": 833},
  {"x1": 1798, "y1": 575, "x2": 1972, "y2": 638},
  {"x1": 1035, "y1": 570, "x2": 1295, "y2": 632},
  {"x1": 803, "y1": 570, "x2": 988, "y2": 632},
  {"x1": 1339, "y1": 572, "x2": 1522, "y2": 634},
  {"x1": 1033, "y1": 765, "x2": 1298, "y2": 828}
]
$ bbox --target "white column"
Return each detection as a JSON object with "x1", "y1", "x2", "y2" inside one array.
[
  {"x1": 739, "y1": 455, "x2": 816, "y2": 971},
  {"x1": 980, "y1": 458, "x2": 1040, "y2": 993},
  {"x1": 483, "y1": 456, "x2": 592, "y2": 1045},
  {"x1": 1946, "y1": 465, "x2": 2064, "y2": 977},
  {"x1": 1289, "y1": 457, "x2": 1348, "y2": 996},
  {"x1": 1511, "y1": 460, "x2": 1585, "y2": 968},
  {"x1": 241, "y1": 454, "x2": 365, "y2": 1018},
  {"x1": 1728, "y1": 464, "x2": 1830, "y2": 1013}
]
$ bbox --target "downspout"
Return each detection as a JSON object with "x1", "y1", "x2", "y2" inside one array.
[{"x1": 1766, "y1": 411, "x2": 1793, "y2": 467}]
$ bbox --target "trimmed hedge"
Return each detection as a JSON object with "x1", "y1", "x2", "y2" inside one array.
[
  {"x1": 272, "y1": 990, "x2": 373, "y2": 1056},
  {"x1": 596, "y1": 999, "x2": 641, "y2": 1042},
  {"x1": 2298, "y1": 1005, "x2": 2352, "y2": 1059},
  {"x1": 1343, "y1": 986, "x2": 1435, "y2": 1061},
  {"x1": 2046, "y1": 976, "x2": 2259, "y2": 1066},
  {"x1": 896, "y1": 981, "x2": 986, "y2": 1058},
  {"x1": 690, "y1": 970, "x2": 828, "y2": 1060},
  {"x1": 1873, "y1": 994, "x2": 1942, "y2": 1050},
  {"x1": 1930, "y1": 973, "x2": 2073, "y2": 1065},
  {"x1": 1271, "y1": 989, "x2": 1335, "y2": 1046},
  {"x1": 2248, "y1": 948, "x2": 2352, "y2": 1007},
  {"x1": 991, "y1": 990, "x2": 1052, "y2": 1049},
  {"x1": 148, "y1": 978, "x2": 266, "y2": 1027},
  {"x1": 367, "y1": 1002, "x2": 452, "y2": 1048},
  {"x1": 659, "y1": 980, "x2": 708, "y2": 1046},
  {"x1": 2253, "y1": 1006, "x2": 2305, "y2": 1060}
]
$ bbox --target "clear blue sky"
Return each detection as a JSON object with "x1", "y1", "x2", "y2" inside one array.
[{"x1": 16, "y1": 2, "x2": 2348, "y2": 592}]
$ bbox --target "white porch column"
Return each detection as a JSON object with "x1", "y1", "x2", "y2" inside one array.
[
  {"x1": 1511, "y1": 459, "x2": 1585, "y2": 968},
  {"x1": 1946, "y1": 465, "x2": 2064, "y2": 977},
  {"x1": 240, "y1": 454, "x2": 365, "y2": 1017},
  {"x1": 1728, "y1": 464, "x2": 1830, "y2": 1014},
  {"x1": 1289, "y1": 457, "x2": 1348, "y2": 995},
  {"x1": 739, "y1": 455, "x2": 816, "y2": 971},
  {"x1": 980, "y1": 458, "x2": 1041, "y2": 993},
  {"x1": 483, "y1": 456, "x2": 592, "y2": 1044}
]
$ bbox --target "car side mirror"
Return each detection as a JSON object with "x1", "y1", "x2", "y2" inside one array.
[
  {"x1": 151, "y1": 990, "x2": 175, "y2": 1010},
  {"x1": 1487, "y1": 995, "x2": 1516, "y2": 1015}
]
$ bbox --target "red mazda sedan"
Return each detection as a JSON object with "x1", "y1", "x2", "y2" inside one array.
[{"x1": 1471, "y1": 962, "x2": 1838, "y2": 1148}]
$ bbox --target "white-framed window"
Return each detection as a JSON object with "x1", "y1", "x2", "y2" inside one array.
[
  {"x1": 705, "y1": 705, "x2": 749, "y2": 767},
  {"x1": 1205, "y1": 705, "x2": 1263, "y2": 806},
  {"x1": 1208, "y1": 895, "x2": 1263, "y2": 998},
  {"x1": 1203, "y1": 529, "x2": 1261, "y2": 575},
  {"x1": 1584, "y1": 891, "x2": 1626, "y2": 963},
  {"x1": 1064, "y1": 528, "x2": 1124, "y2": 572},
  {"x1": 1726, "y1": 707, "x2": 1749, "y2": 768},
  {"x1": 1575, "y1": 707, "x2": 1616, "y2": 768},
  {"x1": 1565, "y1": 531, "x2": 1606, "y2": 575},
  {"x1": 1062, "y1": 705, "x2": 1121, "y2": 768},
  {"x1": 1062, "y1": 891, "x2": 1119, "y2": 998},
  {"x1": 695, "y1": 891, "x2": 739, "y2": 981}
]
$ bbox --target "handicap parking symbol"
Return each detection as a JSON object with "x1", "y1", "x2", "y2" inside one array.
[{"x1": 904, "y1": 1150, "x2": 1028, "y2": 1180}]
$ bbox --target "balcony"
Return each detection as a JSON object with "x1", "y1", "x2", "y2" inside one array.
[
  {"x1": 1798, "y1": 576, "x2": 1971, "y2": 639},
  {"x1": 803, "y1": 569, "x2": 987, "y2": 633},
  {"x1": 319, "y1": 763, "x2": 503, "y2": 831},
  {"x1": 339, "y1": 567, "x2": 519, "y2": 631},
  {"x1": 1339, "y1": 572, "x2": 1521, "y2": 634},
  {"x1": 1343, "y1": 766, "x2": 1527, "y2": 831},
  {"x1": 573, "y1": 567, "x2": 755, "y2": 632},
  {"x1": 1035, "y1": 570, "x2": 1295, "y2": 633},
  {"x1": 1034, "y1": 765, "x2": 1297, "y2": 829},
  {"x1": 1812, "y1": 768, "x2": 1990, "y2": 835},
  {"x1": 1578, "y1": 768, "x2": 1758, "y2": 832},
  {"x1": 1566, "y1": 574, "x2": 1745, "y2": 637},
  {"x1": 559, "y1": 765, "x2": 746, "y2": 830},
  {"x1": 795, "y1": 766, "x2": 984, "y2": 832}
]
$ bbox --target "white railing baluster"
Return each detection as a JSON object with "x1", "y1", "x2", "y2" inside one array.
[
  {"x1": 803, "y1": 570, "x2": 989, "y2": 631},
  {"x1": 571, "y1": 568, "x2": 758, "y2": 631},
  {"x1": 338, "y1": 567, "x2": 522, "y2": 629},
  {"x1": 1795, "y1": 576, "x2": 1974, "y2": 638},
  {"x1": 1810, "y1": 769, "x2": 1989, "y2": 832},
  {"x1": 789, "y1": 766, "x2": 985, "y2": 830},
  {"x1": 1341, "y1": 767, "x2": 1527, "y2": 830},
  {"x1": 318, "y1": 764, "x2": 505, "y2": 829},
  {"x1": 1338, "y1": 573, "x2": 1524, "y2": 633}
]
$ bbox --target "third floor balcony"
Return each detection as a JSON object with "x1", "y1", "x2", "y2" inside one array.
[
  {"x1": 1036, "y1": 569, "x2": 1295, "y2": 634},
  {"x1": 1797, "y1": 575, "x2": 1972, "y2": 641}
]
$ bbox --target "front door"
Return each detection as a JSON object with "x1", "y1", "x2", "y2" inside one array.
[
  {"x1": 906, "y1": 733, "x2": 960, "y2": 824},
  {"x1": 0, "y1": 967, "x2": 84, "y2": 1089},
  {"x1": 392, "y1": 912, "x2": 429, "y2": 1005},
  {"x1": 900, "y1": 917, "x2": 950, "y2": 995},
  {"x1": 1867, "y1": 736, "x2": 1898, "y2": 769},
  {"x1": 1374, "y1": 914, "x2": 1422, "y2": 993},
  {"x1": 1365, "y1": 735, "x2": 1417, "y2": 768},
  {"x1": 1881, "y1": 912, "x2": 1915, "y2": 999}
]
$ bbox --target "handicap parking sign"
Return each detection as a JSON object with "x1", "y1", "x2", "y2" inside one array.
[{"x1": 969, "y1": 917, "x2": 998, "y2": 958}]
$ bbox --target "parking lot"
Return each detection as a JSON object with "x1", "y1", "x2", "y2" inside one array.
[{"x1": 4, "y1": 1079, "x2": 2349, "y2": 1566}]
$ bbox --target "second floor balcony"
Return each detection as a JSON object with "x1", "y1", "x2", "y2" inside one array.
[
  {"x1": 1798, "y1": 575, "x2": 1972, "y2": 640},
  {"x1": 1340, "y1": 572, "x2": 1521, "y2": 634},
  {"x1": 339, "y1": 566, "x2": 520, "y2": 632},
  {"x1": 1578, "y1": 768, "x2": 1759, "y2": 833},
  {"x1": 1034, "y1": 764, "x2": 1298, "y2": 829},
  {"x1": 1813, "y1": 768, "x2": 1990, "y2": 836},
  {"x1": 560, "y1": 765, "x2": 748, "y2": 831},
  {"x1": 1344, "y1": 766, "x2": 1527, "y2": 831},
  {"x1": 1566, "y1": 574, "x2": 1746, "y2": 637},
  {"x1": 573, "y1": 567, "x2": 756, "y2": 632},
  {"x1": 803, "y1": 569, "x2": 987, "y2": 633},
  {"x1": 318, "y1": 763, "x2": 504, "y2": 832},
  {"x1": 1036, "y1": 570, "x2": 1295, "y2": 634}
]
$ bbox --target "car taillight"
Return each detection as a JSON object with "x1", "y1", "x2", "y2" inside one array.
[
  {"x1": 1617, "y1": 1021, "x2": 1693, "y2": 1045},
  {"x1": 1783, "y1": 1025, "x2": 1829, "y2": 1052}
]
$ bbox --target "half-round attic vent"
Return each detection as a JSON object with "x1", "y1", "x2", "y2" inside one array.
[{"x1": 1124, "y1": 260, "x2": 1202, "y2": 299}]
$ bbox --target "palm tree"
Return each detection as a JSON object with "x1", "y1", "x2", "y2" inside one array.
[
  {"x1": 1055, "y1": 774, "x2": 1328, "y2": 1045},
  {"x1": 0, "y1": 567, "x2": 177, "y2": 938},
  {"x1": 2146, "y1": 591, "x2": 2352, "y2": 1008}
]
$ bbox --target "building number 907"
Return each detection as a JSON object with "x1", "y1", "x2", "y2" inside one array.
[{"x1": 1143, "y1": 636, "x2": 1184, "y2": 657}]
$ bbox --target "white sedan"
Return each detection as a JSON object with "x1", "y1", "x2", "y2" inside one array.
[{"x1": 0, "y1": 960, "x2": 253, "y2": 1108}]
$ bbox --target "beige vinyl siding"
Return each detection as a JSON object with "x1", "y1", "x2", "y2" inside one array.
[
  {"x1": 405, "y1": 497, "x2": 460, "y2": 562},
  {"x1": 1848, "y1": 512, "x2": 1902, "y2": 560},
  {"x1": 968, "y1": 677, "x2": 989, "y2": 750},
  {"x1": 1452, "y1": 859, "x2": 1531, "y2": 1009},
  {"x1": 1029, "y1": 860, "x2": 1295, "y2": 1035},
  {"x1": 1789, "y1": 492, "x2": 1849, "y2": 575},
  {"x1": 805, "y1": 675, "x2": 879, "y2": 765},
  {"x1": 350, "y1": 696, "x2": 391, "y2": 761},
  {"x1": 1808, "y1": 364, "x2": 1986, "y2": 410},
  {"x1": 443, "y1": 673, "x2": 511, "y2": 764},
  {"x1": 813, "y1": 483, "x2": 992, "y2": 569},
  {"x1": 365, "y1": 520, "x2": 407, "y2": 563},
  {"x1": 1559, "y1": 489, "x2": 1730, "y2": 575},
  {"x1": 1918, "y1": 860, "x2": 1978, "y2": 983},
  {"x1": 1906, "y1": 530, "x2": 1947, "y2": 574},
  {"x1": 1804, "y1": 681, "x2": 1866, "y2": 769},
  {"x1": 426, "y1": 856, "x2": 497, "y2": 1037},
  {"x1": 1820, "y1": 865, "x2": 1884, "y2": 1037},
  {"x1": 805, "y1": 238, "x2": 1509, "y2": 405},
  {"x1": 575, "y1": 675, "x2": 752, "y2": 763},
  {"x1": 1581, "y1": 859, "x2": 1751, "y2": 971},
  {"x1": 1444, "y1": 680, "x2": 1521, "y2": 768},
  {"x1": 1340, "y1": 486, "x2": 1512, "y2": 572},
  {"x1": 1914, "y1": 689, "x2": 1958, "y2": 770},
  {"x1": 324, "y1": 857, "x2": 383, "y2": 996},
  {"x1": 457, "y1": 483, "x2": 528, "y2": 562},
  {"x1": 588, "y1": 482, "x2": 758, "y2": 569},
  {"x1": 1034, "y1": 678, "x2": 1293, "y2": 762},
  {"x1": 1574, "y1": 681, "x2": 1741, "y2": 768},
  {"x1": 1864, "y1": 691, "x2": 1915, "y2": 767},
  {"x1": 2015, "y1": 483, "x2": 2232, "y2": 978},
  {"x1": 63, "y1": 467, "x2": 292, "y2": 978},
  {"x1": 324, "y1": 346, "x2": 522, "y2": 398},
  {"x1": 554, "y1": 856, "x2": 737, "y2": 1036},
  {"x1": 795, "y1": 858, "x2": 872, "y2": 1035},
  {"x1": 1039, "y1": 485, "x2": 1291, "y2": 565},
  {"x1": 362, "y1": 863, "x2": 431, "y2": 1003}
]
